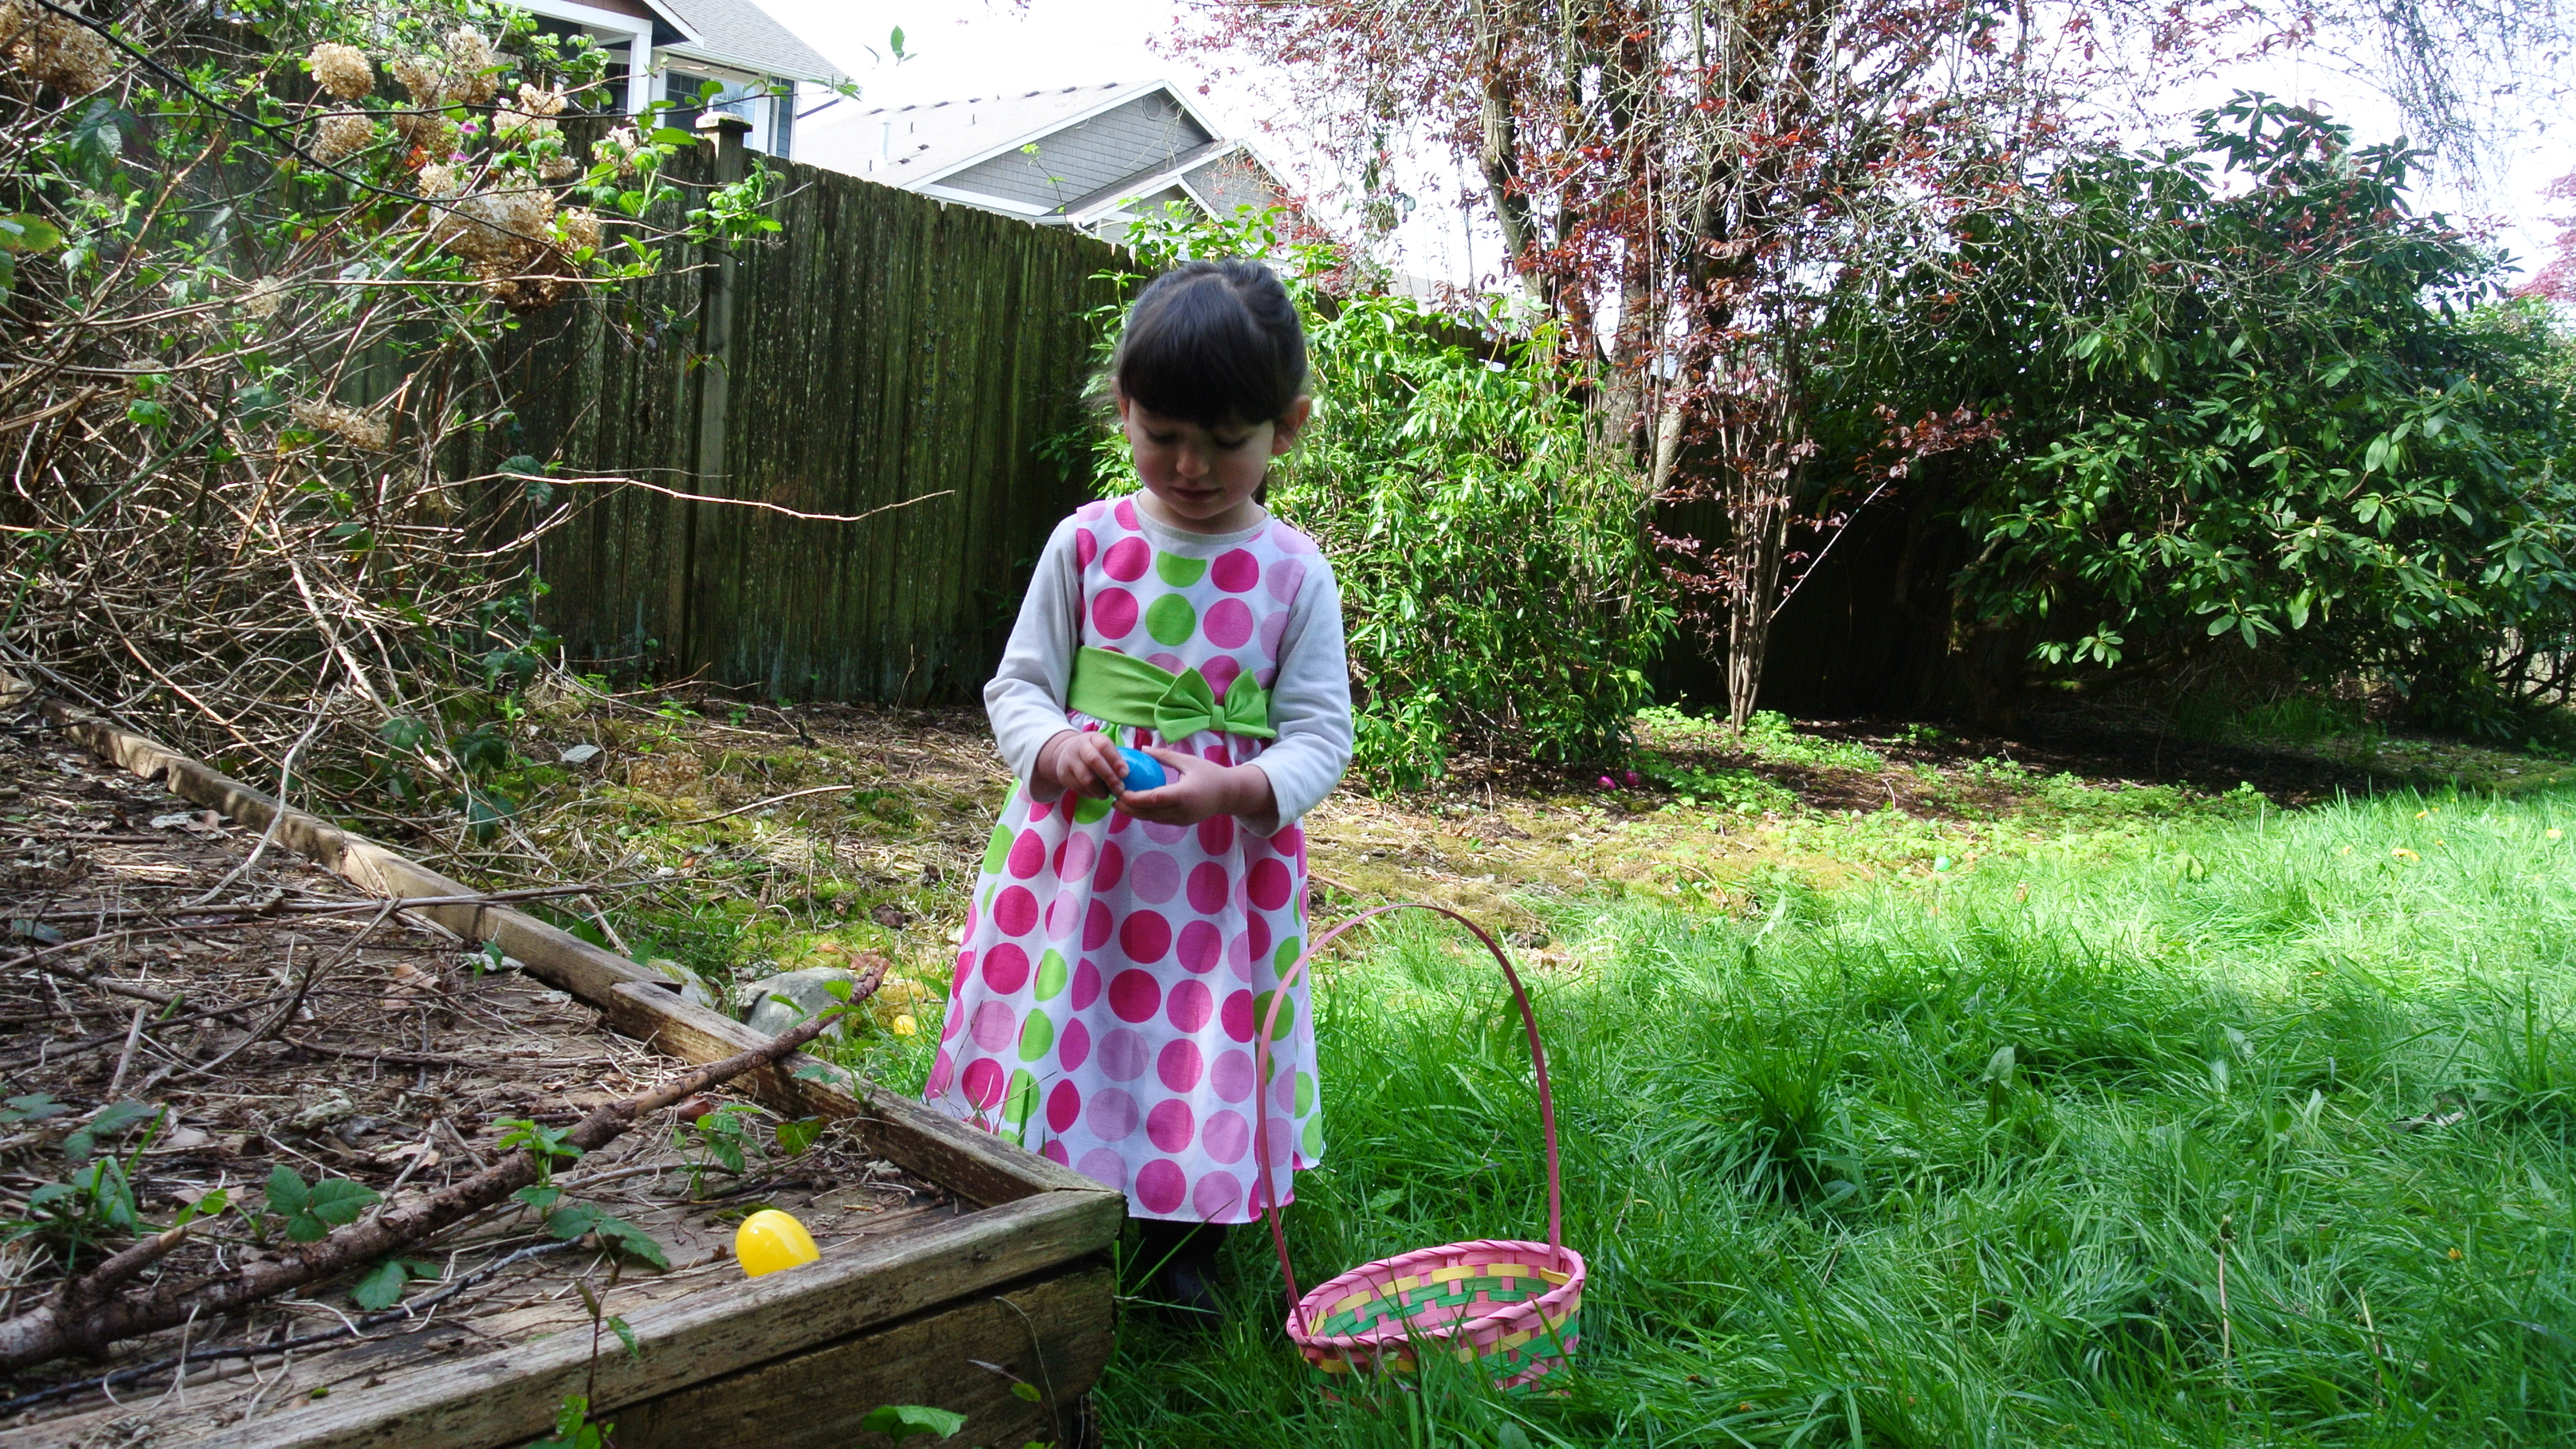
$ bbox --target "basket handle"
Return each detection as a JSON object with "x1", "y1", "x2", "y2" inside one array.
[{"x1": 1252, "y1": 903, "x2": 1562, "y2": 1335}]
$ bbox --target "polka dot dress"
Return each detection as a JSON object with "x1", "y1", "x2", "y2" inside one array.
[{"x1": 927, "y1": 496, "x2": 1327, "y2": 1222}]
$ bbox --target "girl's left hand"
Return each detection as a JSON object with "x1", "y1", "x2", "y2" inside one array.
[{"x1": 1118, "y1": 747, "x2": 1274, "y2": 827}]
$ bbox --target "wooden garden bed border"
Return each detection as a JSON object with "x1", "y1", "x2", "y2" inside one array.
[{"x1": 0, "y1": 675, "x2": 1125, "y2": 1448}]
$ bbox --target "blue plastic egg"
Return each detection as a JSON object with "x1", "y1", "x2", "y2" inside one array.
[{"x1": 1116, "y1": 747, "x2": 1166, "y2": 793}]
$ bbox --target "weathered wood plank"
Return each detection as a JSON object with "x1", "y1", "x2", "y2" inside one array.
[
  {"x1": 610, "y1": 1262, "x2": 1115, "y2": 1449},
  {"x1": 186, "y1": 1191, "x2": 1124, "y2": 1449}
]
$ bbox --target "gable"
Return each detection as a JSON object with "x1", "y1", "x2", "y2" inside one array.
[{"x1": 935, "y1": 91, "x2": 1216, "y2": 215}]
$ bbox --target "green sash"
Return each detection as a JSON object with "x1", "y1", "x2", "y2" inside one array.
[{"x1": 1068, "y1": 646, "x2": 1276, "y2": 741}]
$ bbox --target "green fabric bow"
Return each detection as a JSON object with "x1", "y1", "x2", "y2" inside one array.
[{"x1": 1069, "y1": 646, "x2": 1277, "y2": 741}]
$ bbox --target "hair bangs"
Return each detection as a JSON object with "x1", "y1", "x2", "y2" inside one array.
[{"x1": 1112, "y1": 261, "x2": 1307, "y2": 427}]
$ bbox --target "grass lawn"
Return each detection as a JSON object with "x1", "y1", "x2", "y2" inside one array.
[{"x1": 1094, "y1": 782, "x2": 2576, "y2": 1447}]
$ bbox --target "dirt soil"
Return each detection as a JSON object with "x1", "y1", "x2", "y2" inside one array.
[{"x1": 0, "y1": 706, "x2": 943, "y2": 1444}]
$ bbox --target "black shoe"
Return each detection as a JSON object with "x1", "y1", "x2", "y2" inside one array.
[{"x1": 1159, "y1": 1252, "x2": 1223, "y2": 1320}]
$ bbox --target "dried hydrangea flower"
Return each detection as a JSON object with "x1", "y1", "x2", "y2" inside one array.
[
  {"x1": 239, "y1": 276, "x2": 286, "y2": 319},
  {"x1": 557, "y1": 207, "x2": 601, "y2": 255},
  {"x1": 291, "y1": 398, "x2": 391, "y2": 449},
  {"x1": 388, "y1": 55, "x2": 443, "y2": 108},
  {"x1": 444, "y1": 29, "x2": 498, "y2": 104},
  {"x1": 538, "y1": 152, "x2": 580, "y2": 180},
  {"x1": 0, "y1": 1, "x2": 117, "y2": 95},
  {"x1": 416, "y1": 162, "x2": 461, "y2": 197},
  {"x1": 517, "y1": 81, "x2": 566, "y2": 117},
  {"x1": 311, "y1": 111, "x2": 374, "y2": 164},
  {"x1": 307, "y1": 42, "x2": 372, "y2": 100}
]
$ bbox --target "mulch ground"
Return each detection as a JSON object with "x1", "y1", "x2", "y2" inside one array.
[{"x1": 0, "y1": 706, "x2": 942, "y2": 1445}]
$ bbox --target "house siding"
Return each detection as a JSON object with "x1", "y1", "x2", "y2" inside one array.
[
  {"x1": 1184, "y1": 152, "x2": 1275, "y2": 217},
  {"x1": 939, "y1": 93, "x2": 1214, "y2": 213}
]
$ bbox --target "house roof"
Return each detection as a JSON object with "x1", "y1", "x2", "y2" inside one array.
[
  {"x1": 651, "y1": 0, "x2": 843, "y2": 83},
  {"x1": 799, "y1": 81, "x2": 1214, "y2": 189}
]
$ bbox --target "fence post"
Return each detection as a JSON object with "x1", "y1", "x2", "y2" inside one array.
[{"x1": 681, "y1": 112, "x2": 752, "y2": 664}]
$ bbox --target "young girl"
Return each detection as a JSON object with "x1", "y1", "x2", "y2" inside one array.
[{"x1": 925, "y1": 259, "x2": 1353, "y2": 1307}]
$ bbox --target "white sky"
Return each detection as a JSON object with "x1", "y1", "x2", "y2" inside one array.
[{"x1": 759, "y1": 0, "x2": 2564, "y2": 288}]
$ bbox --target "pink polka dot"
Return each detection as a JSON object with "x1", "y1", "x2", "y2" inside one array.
[
  {"x1": 1158, "y1": 1038, "x2": 1203, "y2": 1091},
  {"x1": 1104, "y1": 535, "x2": 1150, "y2": 581},
  {"x1": 927, "y1": 1049, "x2": 955, "y2": 1096},
  {"x1": 981, "y1": 943, "x2": 1029, "y2": 994},
  {"x1": 1004, "y1": 830, "x2": 1046, "y2": 876},
  {"x1": 1269, "y1": 523, "x2": 1318, "y2": 555},
  {"x1": 993, "y1": 886, "x2": 1038, "y2": 937},
  {"x1": 961, "y1": 1056, "x2": 1004, "y2": 1110},
  {"x1": 1075, "y1": 499, "x2": 1109, "y2": 523},
  {"x1": 1196, "y1": 816, "x2": 1235, "y2": 858},
  {"x1": 1186, "y1": 863, "x2": 1230, "y2": 915},
  {"x1": 1258, "y1": 612, "x2": 1287, "y2": 663},
  {"x1": 1142, "y1": 818, "x2": 1191, "y2": 846},
  {"x1": 1026, "y1": 794, "x2": 1053, "y2": 823},
  {"x1": 1120, "y1": 910, "x2": 1172, "y2": 964},
  {"x1": 1042, "y1": 1140, "x2": 1070, "y2": 1165},
  {"x1": 1167, "y1": 978, "x2": 1214, "y2": 1031},
  {"x1": 1248, "y1": 859, "x2": 1293, "y2": 912},
  {"x1": 1200, "y1": 655, "x2": 1241, "y2": 698},
  {"x1": 1222, "y1": 990, "x2": 1256, "y2": 1042},
  {"x1": 1212, "y1": 1049, "x2": 1255, "y2": 1102},
  {"x1": 1072, "y1": 959, "x2": 1103, "y2": 1010},
  {"x1": 1147, "y1": 651, "x2": 1185, "y2": 674},
  {"x1": 1246, "y1": 914, "x2": 1273, "y2": 962},
  {"x1": 1192, "y1": 1171, "x2": 1244, "y2": 1220},
  {"x1": 1076, "y1": 1147, "x2": 1127, "y2": 1191},
  {"x1": 1147, "y1": 1099, "x2": 1195, "y2": 1153},
  {"x1": 1275, "y1": 824, "x2": 1307, "y2": 861},
  {"x1": 950, "y1": 950, "x2": 975, "y2": 996},
  {"x1": 1202, "y1": 741, "x2": 1234, "y2": 767},
  {"x1": 1226, "y1": 932, "x2": 1253, "y2": 980},
  {"x1": 1270, "y1": 1066, "x2": 1297, "y2": 1114},
  {"x1": 1057, "y1": 1017, "x2": 1091, "y2": 1071},
  {"x1": 1109, "y1": 969, "x2": 1162, "y2": 1022},
  {"x1": 1083, "y1": 900, "x2": 1114, "y2": 951},
  {"x1": 1087, "y1": 1087, "x2": 1140, "y2": 1140},
  {"x1": 1099, "y1": 1028, "x2": 1149, "y2": 1080},
  {"x1": 1265, "y1": 557, "x2": 1307, "y2": 604},
  {"x1": 1092, "y1": 842, "x2": 1125, "y2": 893},
  {"x1": 1135, "y1": 1158, "x2": 1187, "y2": 1215},
  {"x1": 1255, "y1": 667, "x2": 1275, "y2": 689},
  {"x1": 1075, "y1": 527, "x2": 1099, "y2": 568},
  {"x1": 1211, "y1": 548, "x2": 1260, "y2": 592},
  {"x1": 1044, "y1": 895, "x2": 1078, "y2": 943},
  {"x1": 1114, "y1": 497, "x2": 1140, "y2": 530},
  {"x1": 1130, "y1": 851, "x2": 1180, "y2": 904},
  {"x1": 1176, "y1": 920, "x2": 1223, "y2": 975},
  {"x1": 1201, "y1": 1110, "x2": 1250, "y2": 1165},
  {"x1": 1205, "y1": 598, "x2": 1254, "y2": 649},
  {"x1": 939, "y1": 1002, "x2": 964, "y2": 1042},
  {"x1": 1091, "y1": 588, "x2": 1137, "y2": 638},
  {"x1": 970, "y1": 1000, "x2": 1018, "y2": 1051},
  {"x1": 1047, "y1": 1080, "x2": 1083, "y2": 1132},
  {"x1": 1057, "y1": 832, "x2": 1097, "y2": 881}
]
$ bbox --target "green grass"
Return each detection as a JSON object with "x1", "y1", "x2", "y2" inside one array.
[{"x1": 1091, "y1": 785, "x2": 2576, "y2": 1446}]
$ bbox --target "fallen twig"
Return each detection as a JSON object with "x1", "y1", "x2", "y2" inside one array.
[
  {"x1": 672, "y1": 784, "x2": 859, "y2": 826},
  {"x1": 0, "y1": 956, "x2": 881, "y2": 1369}
]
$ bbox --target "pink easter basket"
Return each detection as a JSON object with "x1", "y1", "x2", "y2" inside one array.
[{"x1": 1256, "y1": 903, "x2": 1586, "y2": 1393}]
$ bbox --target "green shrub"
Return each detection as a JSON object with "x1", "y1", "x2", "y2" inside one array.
[{"x1": 1059, "y1": 208, "x2": 1673, "y2": 786}]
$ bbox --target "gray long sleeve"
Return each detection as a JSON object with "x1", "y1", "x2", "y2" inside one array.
[{"x1": 981, "y1": 511, "x2": 1354, "y2": 833}]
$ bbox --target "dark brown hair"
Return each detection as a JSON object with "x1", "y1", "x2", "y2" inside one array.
[{"x1": 1111, "y1": 259, "x2": 1308, "y2": 427}]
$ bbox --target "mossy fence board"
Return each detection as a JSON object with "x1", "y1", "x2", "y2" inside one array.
[{"x1": 509, "y1": 144, "x2": 1124, "y2": 704}]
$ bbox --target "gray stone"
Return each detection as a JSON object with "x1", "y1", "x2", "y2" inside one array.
[
  {"x1": 645, "y1": 957, "x2": 718, "y2": 1011},
  {"x1": 737, "y1": 966, "x2": 863, "y2": 1040}
]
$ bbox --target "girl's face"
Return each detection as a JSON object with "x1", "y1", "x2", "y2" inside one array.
[{"x1": 1116, "y1": 390, "x2": 1311, "y2": 534}]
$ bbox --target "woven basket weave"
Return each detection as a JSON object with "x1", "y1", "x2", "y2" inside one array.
[{"x1": 1256, "y1": 904, "x2": 1586, "y2": 1393}]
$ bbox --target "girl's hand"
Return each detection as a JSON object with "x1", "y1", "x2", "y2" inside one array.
[
  {"x1": 1118, "y1": 747, "x2": 1275, "y2": 827},
  {"x1": 1034, "y1": 729, "x2": 1126, "y2": 802}
]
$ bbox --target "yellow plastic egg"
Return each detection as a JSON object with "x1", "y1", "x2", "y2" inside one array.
[{"x1": 734, "y1": 1208, "x2": 820, "y2": 1278}]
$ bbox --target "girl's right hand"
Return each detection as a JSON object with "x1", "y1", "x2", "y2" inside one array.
[{"x1": 1036, "y1": 729, "x2": 1126, "y2": 801}]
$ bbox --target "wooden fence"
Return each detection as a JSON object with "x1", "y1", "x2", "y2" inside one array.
[{"x1": 504, "y1": 132, "x2": 1125, "y2": 703}]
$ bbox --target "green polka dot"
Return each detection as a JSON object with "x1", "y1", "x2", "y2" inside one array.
[
  {"x1": 1018, "y1": 1011, "x2": 1055, "y2": 1062},
  {"x1": 1145, "y1": 594, "x2": 1198, "y2": 647},
  {"x1": 1274, "y1": 936, "x2": 1303, "y2": 974},
  {"x1": 981, "y1": 819, "x2": 1013, "y2": 873},
  {"x1": 1252, "y1": 989, "x2": 1295, "y2": 1042},
  {"x1": 1155, "y1": 552, "x2": 1208, "y2": 586},
  {"x1": 1034, "y1": 949, "x2": 1069, "y2": 1001},
  {"x1": 1301, "y1": 1116, "x2": 1325, "y2": 1156},
  {"x1": 1003, "y1": 1068, "x2": 1040, "y2": 1138},
  {"x1": 1294, "y1": 1071, "x2": 1316, "y2": 1116},
  {"x1": 1073, "y1": 794, "x2": 1116, "y2": 824}
]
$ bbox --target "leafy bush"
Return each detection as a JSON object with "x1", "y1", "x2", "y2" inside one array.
[{"x1": 1061, "y1": 208, "x2": 1673, "y2": 785}]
